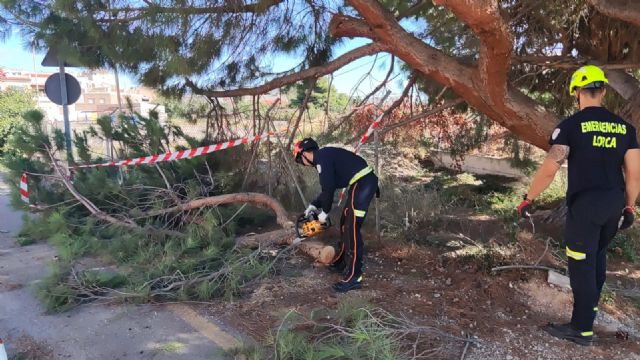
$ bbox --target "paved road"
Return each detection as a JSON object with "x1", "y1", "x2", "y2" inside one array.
[{"x1": 0, "y1": 174, "x2": 240, "y2": 359}]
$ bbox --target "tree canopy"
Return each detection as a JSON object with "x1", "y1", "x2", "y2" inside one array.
[
  {"x1": 0, "y1": 87, "x2": 35, "y2": 151},
  {"x1": 2, "y1": 0, "x2": 639, "y2": 149}
]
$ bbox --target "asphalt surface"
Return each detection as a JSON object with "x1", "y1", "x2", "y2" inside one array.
[{"x1": 0, "y1": 174, "x2": 239, "y2": 359}]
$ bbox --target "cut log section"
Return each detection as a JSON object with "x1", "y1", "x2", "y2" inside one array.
[{"x1": 236, "y1": 229, "x2": 336, "y2": 264}]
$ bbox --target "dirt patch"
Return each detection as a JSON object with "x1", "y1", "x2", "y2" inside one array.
[
  {"x1": 205, "y1": 224, "x2": 640, "y2": 359},
  {"x1": 519, "y1": 279, "x2": 573, "y2": 317},
  {"x1": 6, "y1": 334, "x2": 54, "y2": 360}
]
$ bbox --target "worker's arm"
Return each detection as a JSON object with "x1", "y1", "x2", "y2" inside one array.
[
  {"x1": 526, "y1": 144, "x2": 568, "y2": 200},
  {"x1": 623, "y1": 148, "x2": 640, "y2": 207}
]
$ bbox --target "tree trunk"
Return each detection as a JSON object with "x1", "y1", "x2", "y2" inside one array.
[
  {"x1": 332, "y1": 0, "x2": 559, "y2": 150},
  {"x1": 236, "y1": 229, "x2": 336, "y2": 264},
  {"x1": 586, "y1": 0, "x2": 640, "y2": 27}
]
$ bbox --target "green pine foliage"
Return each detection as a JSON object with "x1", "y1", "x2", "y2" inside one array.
[
  {"x1": 1, "y1": 108, "x2": 282, "y2": 311},
  {"x1": 2, "y1": 1, "x2": 338, "y2": 96},
  {"x1": 0, "y1": 88, "x2": 36, "y2": 152},
  {"x1": 291, "y1": 77, "x2": 349, "y2": 113}
]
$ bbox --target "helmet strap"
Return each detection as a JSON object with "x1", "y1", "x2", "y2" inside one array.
[{"x1": 302, "y1": 153, "x2": 315, "y2": 166}]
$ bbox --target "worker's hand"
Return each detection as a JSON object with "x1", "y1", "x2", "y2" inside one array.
[
  {"x1": 304, "y1": 204, "x2": 318, "y2": 217},
  {"x1": 517, "y1": 199, "x2": 533, "y2": 218},
  {"x1": 318, "y1": 211, "x2": 328, "y2": 224},
  {"x1": 619, "y1": 206, "x2": 635, "y2": 230}
]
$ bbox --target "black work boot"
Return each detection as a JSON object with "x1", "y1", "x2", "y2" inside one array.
[
  {"x1": 333, "y1": 275, "x2": 363, "y2": 293},
  {"x1": 542, "y1": 322, "x2": 593, "y2": 346}
]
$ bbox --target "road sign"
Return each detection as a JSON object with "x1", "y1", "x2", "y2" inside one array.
[{"x1": 44, "y1": 73, "x2": 81, "y2": 106}]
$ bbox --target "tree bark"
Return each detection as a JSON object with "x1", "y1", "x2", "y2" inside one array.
[
  {"x1": 607, "y1": 70, "x2": 640, "y2": 101},
  {"x1": 586, "y1": 0, "x2": 640, "y2": 27},
  {"x1": 143, "y1": 192, "x2": 293, "y2": 228},
  {"x1": 333, "y1": 1, "x2": 559, "y2": 150},
  {"x1": 236, "y1": 229, "x2": 335, "y2": 264}
]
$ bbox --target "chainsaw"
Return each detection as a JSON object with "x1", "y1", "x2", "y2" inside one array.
[{"x1": 294, "y1": 212, "x2": 332, "y2": 241}]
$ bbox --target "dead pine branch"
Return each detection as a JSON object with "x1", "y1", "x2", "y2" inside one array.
[
  {"x1": 326, "y1": 56, "x2": 395, "y2": 136},
  {"x1": 287, "y1": 77, "x2": 318, "y2": 149},
  {"x1": 241, "y1": 98, "x2": 281, "y2": 190},
  {"x1": 491, "y1": 265, "x2": 561, "y2": 273},
  {"x1": 380, "y1": 98, "x2": 464, "y2": 135}
]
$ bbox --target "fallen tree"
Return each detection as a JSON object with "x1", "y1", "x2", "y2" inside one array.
[
  {"x1": 236, "y1": 228, "x2": 336, "y2": 264},
  {"x1": 3, "y1": 109, "x2": 340, "y2": 312}
]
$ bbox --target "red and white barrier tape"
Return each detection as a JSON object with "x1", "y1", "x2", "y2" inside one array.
[
  {"x1": 20, "y1": 173, "x2": 29, "y2": 204},
  {"x1": 74, "y1": 132, "x2": 274, "y2": 168},
  {"x1": 19, "y1": 132, "x2": 274, "y2": 204},
  {"x1": 354, "y1": 110, "x2": 385, "y2": 153}
]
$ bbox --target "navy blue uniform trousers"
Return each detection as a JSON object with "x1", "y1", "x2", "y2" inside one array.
[
  {"x1": 333, "y1": 173, "x2": 378, "y2": 281},
  {"x1": 565, "y1": 188, "x2": 624, "y2": 332}
]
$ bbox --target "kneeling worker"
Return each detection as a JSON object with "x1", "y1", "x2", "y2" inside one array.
[
  {"x1": 517, "y1": 65, "x2": 640, "y2": 346},
  {"x1": 293, "y1": 138, "x2": 378, "y2": 293}
]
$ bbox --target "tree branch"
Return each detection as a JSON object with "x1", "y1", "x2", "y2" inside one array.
[
  {"x1": 287, "y1": 77, "x2": 317, "y2": 149},
  {"x1": 334, "y1": 2, "x2": 558, "y2": 150},
  {"x1": 186, "y1": 43, "x2": 386, "y2": 98},
  {"x1": 95, "y1": 0, "x2": 284, "y2": 23},
  {"x1": 141, "y1": 192, "x2": 293, "y2": 228},
  {"x1": 382, "y1": 73, "x2": 417, "y2": 118},
  {"x1": 347, "y1": 74, "x2": 418, "y2": 144},
  {"x1": 380, "y1": 98, "x2": 465, "y2": 134},
  {"x1": 325, "y1": 55, "x2": 395, "y2": 136},
  {"x1": 515, "y1": 55, "x2": 640, "y2": 70},
  {"x1": 432, "y1": 0, "x2": 512, "y2": 105},
  {"x1": 606, "y1": 70, "x2": 640, "y2": 101},
  {"x1": 586, "y1": 0, "x2": 640, "y2": 27},
  {"x1": 396, "y1": 0, "x2": 430, "y2": 20}
]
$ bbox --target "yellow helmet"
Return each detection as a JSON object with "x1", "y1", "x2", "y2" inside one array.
[{"x1": 569, "y1": 65, "x2": 608, "y2": 96}]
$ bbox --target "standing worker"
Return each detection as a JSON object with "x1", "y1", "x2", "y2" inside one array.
[
  {"x1": 517, "y1": 65, "x2": 640, "y2": 346},
  {"x1": 293, "y1": 138, "x2": 378, "y2": 293}
]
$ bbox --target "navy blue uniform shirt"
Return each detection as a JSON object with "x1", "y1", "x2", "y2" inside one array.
[
  {"x1": 549, "y1": 106, "x2": 639, "y2": 204},
  {"x1": 310, "y1": 147, "x2": 369, "y2": 213}
]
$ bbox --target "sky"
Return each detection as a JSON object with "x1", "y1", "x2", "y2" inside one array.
[
  {"x1": 0, "y1": 33, "x2": 138, "y2": 88},
  {"x1": 0, "y1": 32, "x2": 409, "y2": 98}
]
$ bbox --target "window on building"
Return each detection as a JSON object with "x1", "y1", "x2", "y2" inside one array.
[
  {"x1": 88, "y1": 99, "x2": 94, "y2": 104},
  {"x1": 99, "y1": 98, "x2": 105, "y2": 104}
]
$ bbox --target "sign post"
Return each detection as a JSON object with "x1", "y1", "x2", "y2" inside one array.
[
  {"x1": 42, "y1": 48, "x2": 81, "y2": 163},
  {"x1": 58, "y1": 60, "x2": 72, "y2": 161}
]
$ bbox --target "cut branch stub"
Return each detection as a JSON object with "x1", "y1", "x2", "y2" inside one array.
[{"x1": 235, "y1": 229, "x2": 336, "y2": 264}]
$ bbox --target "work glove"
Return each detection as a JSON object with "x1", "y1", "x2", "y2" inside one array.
[
  {"x1": 618, "y1": 206, "x2": 635, "y2": 230},
  {"x1": 318, "y1": 211, "x2": 329, "y2": 224},
  {"x1": 517, "y1": 196, "x2": 533, "y2": 218},
  {"x1": 304, "y1": 204, "x2": 318, "y2": 217}
]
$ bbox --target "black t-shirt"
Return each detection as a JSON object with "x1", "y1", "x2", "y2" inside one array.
[
  {"x1": 310, "y1": 147, "x2": 369, "y2": 213},
  {"x1": 549, "y1": 106, "x2": 639, "y2": 203}
]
